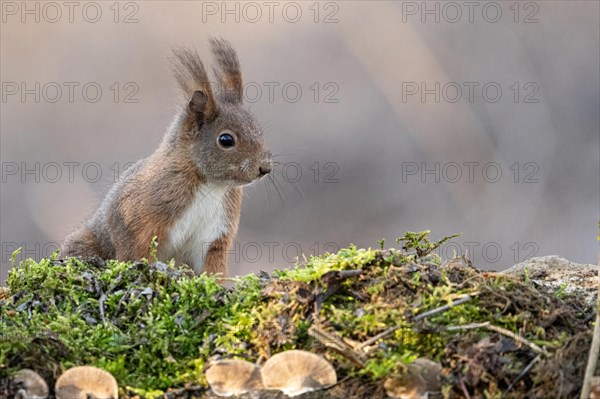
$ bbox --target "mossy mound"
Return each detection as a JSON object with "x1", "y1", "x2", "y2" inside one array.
[{"x1": 0, "y1": 232, "x2": 594, "y2": 398}]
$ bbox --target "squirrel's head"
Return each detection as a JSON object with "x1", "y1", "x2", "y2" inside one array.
[{"x1": 170, "y1": 38, "x2": 272, "y2": 186}]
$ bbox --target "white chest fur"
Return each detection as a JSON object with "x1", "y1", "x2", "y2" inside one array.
[{"x1": 162, "y1": 183, "x2": 230, "y2": 273}]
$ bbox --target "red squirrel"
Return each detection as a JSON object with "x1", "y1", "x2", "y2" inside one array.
[{"x1": 61, "y1": 38, "x2": 272, "y2": 276}]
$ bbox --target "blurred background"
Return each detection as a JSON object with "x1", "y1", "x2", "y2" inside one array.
[{"x1": 1, "y1": 1, "x2": 598, "y2": 283}]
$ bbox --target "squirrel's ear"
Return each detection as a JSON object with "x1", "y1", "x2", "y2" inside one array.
[
  {"x1": 172, "y1": 48, "x2": 216, "y2": 120},
  {"x1": 189, "y1": 90, "x2": 210, "y2": 125},
  {"x1": 210, "y1": 37, "x2": 243, "y2": 103}
]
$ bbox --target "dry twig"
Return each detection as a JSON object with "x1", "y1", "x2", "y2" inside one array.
[
  {"x1": 414, "y1": 294, "x2": 475, "y2": 321},
  {"x1": 502, "y1": 354, "x2": 541, "y2": 398},
  {"x1": 357, "y1": 294, "x2": 475, "y2": 350},
  {"x1": 446, "y1": 321, "x2": 549, "y2": 356},
  {"x1": 308, "y1": 324, "x2": 367, "y2": 367}
]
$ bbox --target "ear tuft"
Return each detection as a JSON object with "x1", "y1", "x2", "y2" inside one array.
[
  {"x1": 172, "y1": 47, "x2": 216, "y2": 120},
  {"x1": 209, "y1": 37, "x2": 243, "y2": 103}
]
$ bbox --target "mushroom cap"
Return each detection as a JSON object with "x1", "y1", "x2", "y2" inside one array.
[
  {"x1": 384, "y1": 358, "x2": 442, "y2": 399},
  {"x1": 13, "y1": 369, "x2": 48, "y2": 399},
  {"x1": 55, "y1": 366, "x2": 118, "y2": 399},
  {"x1": 261, "y1": 350, "x2": 337, "y2": 397},
  {"x1": 205, "y1": 359, "x2": 263, "y2": 397}
]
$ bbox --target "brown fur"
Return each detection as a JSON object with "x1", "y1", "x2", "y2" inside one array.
[
  {"x1": 62, "y1": 38, "x2": 271, "y2": 276},
  {"x1": 113, "y1": 148, "x2": 203, "y2": 260},
  {"x1": 210, "y1": 37, "x2": 243, "y2": 103}
]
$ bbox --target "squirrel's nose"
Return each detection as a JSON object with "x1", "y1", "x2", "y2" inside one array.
[
  {"x1": 258, "y1": 159, "x2": 272, "y2": 176},
  {"x1": 259, "y1": 165, "x2": 271, "y2": 176}
]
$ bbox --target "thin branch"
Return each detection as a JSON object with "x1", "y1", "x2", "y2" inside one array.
[
  {"x1": 357, "y1": 294, "x2": 474, "y2": 350},
  {"x1": 458, "y1": 375, "x2": 472, "y2": 399},
  {"x1": 323, "y1": 375, "x2": 352, "y2": 391},
  {"x1": 414, "y1": 294, "x2": 474, "y2": 321},
  {"x1": 357, "y1": 326, "x2": 399, "y2": 351},
  {"x1": 98, "y1": 293, "x2": 107, "y2": 325},
  {"x1": 113, "y1": 286, "x2": 133, "y2": 319},
  {"x1": 445, "y1": 322, "x2": 491, "y2": 331},
  {"x1": 312, "y1": 269, "x2": 363, "y2": 317},
  {"x1": 485, "y1": 324, "x2": 549, "y2": 356},
  {"x1": 445, "y1": 321, "x2": 549, "y2": 357},
  {"x1": 502, "y1": 354, "x2": 541, "y2": 398},
  {"x1": 308, "y1": 324, "x2": 366, "y2": 367}
]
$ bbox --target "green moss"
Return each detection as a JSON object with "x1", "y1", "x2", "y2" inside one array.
[
  {"x1": 0, "y1": 231, "x2": 591, "y2": 398},
  {"x1": 2, "y1": 258, "x2": 268, "y2": 393},
  {"x1": 275, "y1": 245, "x2": 378, "y2": 283}
]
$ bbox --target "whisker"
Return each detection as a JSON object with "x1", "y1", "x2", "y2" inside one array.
[
  {"x1": 268, "y1": 173, "x2": 288, "y2": 213},
  {"x1": 263, "y1": 177, "x2": 272, "y2": 207},
  {"x1": 271, "y1": 167, "x2": 305, "y2": 198},
  {"x1": 261, "y1": 118, "x2": 277, "y2": 130},
  {"x1": 272, "y1": 152, "x2": 298, "y2": 158}
]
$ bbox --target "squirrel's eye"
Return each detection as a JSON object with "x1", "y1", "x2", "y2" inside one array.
[{"x1": 218, "y1": 133, "x2": 235, "y2": 148}]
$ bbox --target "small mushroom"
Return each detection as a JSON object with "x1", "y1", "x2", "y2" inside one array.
[
  {"x1": 55, "y1": 366, "x2": 118, "y2": 399},
  {"x1": 261, "y1": 350, "x2": 337, "y2": 397},
  {"x1": 384, "y1": 358, "x2": 442, "y2": 399},
  {"x1": 205, "y1": 359, "x2": 263, "y2": 397},
  {"x1": 12, "y1": 369, "x2": 48, "y2": 399}
]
